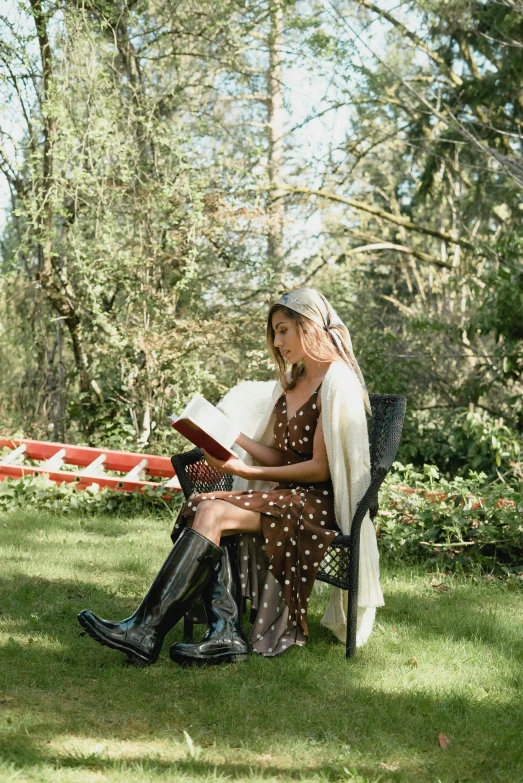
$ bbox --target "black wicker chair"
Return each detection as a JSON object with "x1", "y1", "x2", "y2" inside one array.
[{"x1": 171, "y1": 392, "x2": 406, "y2": 659}]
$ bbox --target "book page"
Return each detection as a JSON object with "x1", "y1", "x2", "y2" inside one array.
[{"x1": 172, "y1": 394, "x2": 241, "y2": 450}]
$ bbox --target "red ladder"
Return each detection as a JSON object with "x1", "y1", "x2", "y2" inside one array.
[{"x1": 0, "y1": 438, "x2": 181, "y2": 494}]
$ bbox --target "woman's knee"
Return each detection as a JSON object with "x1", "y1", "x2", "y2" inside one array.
[{"x1": 194, "y1": 500, "x2": 224, "y2": 529}]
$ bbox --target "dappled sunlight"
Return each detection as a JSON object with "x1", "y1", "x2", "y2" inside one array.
[
  {"x1": 1, "y1": 674, "x2": 521, "y2": 782},
  {"x1": 0, "y1": 630, "x2": 65, "y2": 653},
  {"x1": 46, "y1": 735, "x2": 187, "y2": 764},
  {"x1": 1, "y1": 512, "x2": 522, "y2": 782},
  {"x1": 0, "y1": 728, "x2": 438, "y2": 782}
]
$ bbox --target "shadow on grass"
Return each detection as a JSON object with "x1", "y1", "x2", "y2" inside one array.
[
  {"x1": 0, "y1": 746, "x2": 451, "y2": 783},
  {"x1": 1, "y1": 567, "x2": 523, "y2": 782},
  {"x1": 0, "y1": 677, "x2": 521, "y2": 782},
  {"x1": 0, "y1": 740, "x2": 433, "y2": 783},
  {"x1": 0, "y1": 509, "x2": 160, "y2": 541},
  {"x1": 382, "y1": 586, "x2": 523, "y2": 660},
  {"x1": 2, "y1": 500, "x2": 523, "y2": 783}
]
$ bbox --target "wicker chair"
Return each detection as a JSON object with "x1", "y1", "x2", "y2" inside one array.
[{"x1": 171, "y1": 392, "x2": 406, "y2": 659}]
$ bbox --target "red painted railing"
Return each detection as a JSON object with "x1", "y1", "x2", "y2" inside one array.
[{"x1": 0, "y1": 438, "x2": 180, "y2": 494}]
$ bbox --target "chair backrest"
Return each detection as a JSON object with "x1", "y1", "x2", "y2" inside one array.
[{"x1": 368, "y1": 394, "x2": 407, "y2": 478}]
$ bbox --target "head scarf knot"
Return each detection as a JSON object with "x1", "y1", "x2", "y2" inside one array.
[{"x1": 276, "y1": 288, "x2": 371, "y2": 414}]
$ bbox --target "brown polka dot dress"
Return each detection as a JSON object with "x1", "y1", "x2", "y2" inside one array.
[{"x1": 172, "y1": 385, "x2": 339, "y2": 656}]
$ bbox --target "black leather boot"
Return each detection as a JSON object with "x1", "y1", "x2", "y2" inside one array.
[
  {"x1": 183, "y1": 596, "x2": 208, "y2": 641},
  {"x1": 169, "y1": 536, "x2": 250, "y2": 666},
  {"x1": 78, "y1": 528, "x2": 222, "y2": 666}
]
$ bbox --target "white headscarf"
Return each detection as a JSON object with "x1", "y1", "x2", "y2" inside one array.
[{"x1": 276, "y1": 288, "x2": 371, "y2": 414}]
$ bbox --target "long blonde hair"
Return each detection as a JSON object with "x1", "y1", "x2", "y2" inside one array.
[{"x1": 266, "y1": 304, "x2": 350, "y2": 392}]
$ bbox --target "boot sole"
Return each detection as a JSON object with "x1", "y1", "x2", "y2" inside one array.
[
  {"x1": 169, "y1": 650, "x2": 249, "y2": 667},
  {"x1": 78, "y1": 612, "x2": 157, "y2": 666}
]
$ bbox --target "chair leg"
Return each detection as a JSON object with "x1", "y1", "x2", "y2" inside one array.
[
  {"x1": 346, "y1": 528, "x2": 361, "y2": 659},
  {"x1": 183, "y1": 594, "x2": 208, "y2": 641},
  {"x1": 183, "y1": 616, "x2": 194, "y2": 642},
  {"x1": 345, "y1": 591, "x2": 358, "y2": 659}
]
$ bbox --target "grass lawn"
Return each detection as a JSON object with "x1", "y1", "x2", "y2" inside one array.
[{"x1": 0, "y1": 507, "x2": 522, "y2": 783}]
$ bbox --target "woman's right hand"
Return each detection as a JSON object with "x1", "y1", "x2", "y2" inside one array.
[{"x1": 201, "y1": 450, "x2": 253, "y2": 480}]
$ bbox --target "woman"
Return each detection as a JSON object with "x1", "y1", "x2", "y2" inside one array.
[{"x1": 78, "y1": 288, "x2": 383, "y2": 666}]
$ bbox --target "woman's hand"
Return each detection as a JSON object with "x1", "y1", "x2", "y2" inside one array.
[{"x1": 201, "y1": 449, "x2": 252, "y2": 479}]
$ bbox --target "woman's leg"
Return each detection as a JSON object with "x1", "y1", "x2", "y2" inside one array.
[
  {"x1": 169, "y1": 534, "x2": 251, "y2": 666},
  {"x1": 78, "y1": 526, "x2": 222, "y2": 665},
  {"x1": 190, "y1": 499, "x2": 262, "y2": 545},
  {"x1": 170, "y1": 500, "x2": 262, "y2": 666},
  {"x1": 78, "y1": 500, "x2": 260, "y2": 666}
]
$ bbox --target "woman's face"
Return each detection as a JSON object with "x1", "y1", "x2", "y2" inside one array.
[{"x1": 272, "y1": 311, "x2": 305, "y2": 364}]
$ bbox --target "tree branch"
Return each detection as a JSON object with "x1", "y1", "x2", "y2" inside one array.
[
  {"x1": 354, "y1": 0, "x2": 463, "y2": 87},
  {"x1": 344, "y1": 242, "x2": 451, "y2": 268},
  {"x1": 281, "y1": 184, "x2": 474, "y2": 248}
]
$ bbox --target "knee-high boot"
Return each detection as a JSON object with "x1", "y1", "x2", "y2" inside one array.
[
  {"x1": 77, "y1": 527, "x2": 222, "y2": 666},
  {"x1": 169, "y1": 536, "x2": 250, "y2": 666}
]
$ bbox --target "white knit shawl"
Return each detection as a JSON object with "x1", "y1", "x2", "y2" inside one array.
[{"x1": 218, "y1": 362, "x2": 384, "y2": 647}]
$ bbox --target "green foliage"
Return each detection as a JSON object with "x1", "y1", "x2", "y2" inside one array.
[
  {"x1": 379, "y1": 462, "x2": 523, "y2": 577},
  {"x1": 0, "y1": 474, "x2": 182, "y2": 517},
  {"x1": 399, "y1": 407, "x2": 522, "y2": 479},
  {"x1": 2, "y1": 455, "x2": 521, "y2": 582},
  {"x1": 471, "y1": 240, "x2": 523, "y2": 427},
  {"x1": 0, "y1": 0, "x2": 275, "y2": 449}
]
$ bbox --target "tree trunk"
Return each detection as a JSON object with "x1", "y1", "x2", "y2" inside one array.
[
  {"x1": 29, "y1": 0, "x2": 101, "y2": 404},
  {"x1": 54, "y1": 318, "x2": 66, "y2": 441},
  {"x1": 267, "y1": 0, "x2": 285, "y2": 276}
]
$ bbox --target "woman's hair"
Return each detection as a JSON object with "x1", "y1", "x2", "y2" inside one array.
[{"x1": 266, "y1": 304, "x2": 350, "y2": 392}]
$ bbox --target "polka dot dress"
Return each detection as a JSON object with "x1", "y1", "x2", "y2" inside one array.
[{"x1": 172, "y1": 386, "x2": 339, "y2": 656}]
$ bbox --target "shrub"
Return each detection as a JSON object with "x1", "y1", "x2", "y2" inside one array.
[
  {"x1": 398, "y1": 407, "x2": 522, "y2": 481},
  {"x1": 378, "y1": 462, "x2": 523, "y2": 577},
  {"x1": 0, "y1": 473, "x2": 181, "y2": 517}
]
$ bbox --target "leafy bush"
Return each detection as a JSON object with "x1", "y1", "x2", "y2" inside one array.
[
  {"x1": 378, "y1": 463, "x2": 523, "y2": 577},
  {"x1": 0, "y1": 473, "x2": 182, "y2": 517},
  {"x1": 398, "y1": 407, "x2": 522, "y2": 480}
]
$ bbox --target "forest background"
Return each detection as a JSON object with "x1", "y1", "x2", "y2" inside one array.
[{"x1": 0, "y1": 0, "x2": 521, "y2": 487}]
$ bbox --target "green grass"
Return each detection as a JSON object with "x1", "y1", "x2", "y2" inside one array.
[{"x1": 0, "y1": 509, "x2": 522, "y2": 783}]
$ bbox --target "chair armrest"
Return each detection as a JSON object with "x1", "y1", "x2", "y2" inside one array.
[{"x1": 171, "y1": 448, "x2": 233, "y2": 499}]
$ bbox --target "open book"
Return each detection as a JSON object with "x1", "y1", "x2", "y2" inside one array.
[{"x1": 170, "y1": 394, "x2": 241, "y2": 461}]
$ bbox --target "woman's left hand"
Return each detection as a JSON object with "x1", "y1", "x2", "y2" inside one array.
[{"x1": 201, "y1": 449, "x2": 251, "y2": 478}]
